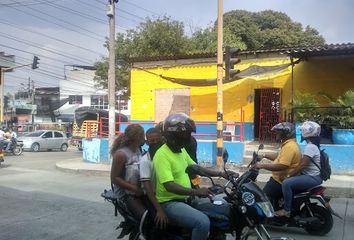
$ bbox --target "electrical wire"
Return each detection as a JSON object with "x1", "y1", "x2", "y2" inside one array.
[
  {"x1": 0, "y1": 0, "x2": 61, "y2": 7},
  {"x1": 118, "y1": 8, "x2": 145, "y2": 21},
  {"x1": 6, "y1": 4, "x2": 104, "y2": 42},
  {"x1": 0, "y1": 43, "x2": 77, "y2": 65},
  {"x1": 3, "y1": 54, "x2": 99, "y2": 82},
  {"x1": 121, "y1": 0, "x2": 159, "y2": 15},
  {"x1": 93, "y1": 0, "x2": 106, "y2": 6},
  {"x1": 0, "y1": 33, "x2": 94, "y2": 65},
  {"x1": 22, "y1": 2, "x2": 107, "y2": 39},
  {"x1": 47, "y1": 2, "x2": 107, "y2": 24},
  {"x1": 0, "y1": 19, "x2": 104, "y2": 56}
]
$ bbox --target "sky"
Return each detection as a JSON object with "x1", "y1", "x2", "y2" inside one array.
[{"x1": 0, "y1": 0, "x2": 353, "y2": 94}]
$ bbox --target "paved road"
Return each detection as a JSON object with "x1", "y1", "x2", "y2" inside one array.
[{"x1": 0, "y1": 149, "x2": 352, "y2": 240}]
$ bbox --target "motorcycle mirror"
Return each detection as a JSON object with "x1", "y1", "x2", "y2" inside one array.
[{"x1": 258, "y1": 144, "x2": 264, "y2": 150}]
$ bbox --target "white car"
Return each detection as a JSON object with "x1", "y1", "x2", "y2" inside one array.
[{"x1": 18, "y1": 130, "x2": 69, "y2": 152}]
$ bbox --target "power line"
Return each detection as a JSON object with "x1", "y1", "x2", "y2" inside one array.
[
  {"x1": 121, "y1": 0, "x2": 158, "y2": 15},
  {"x1": 5, "y1": 77, "x2": 56, "y2": 87},
  {"x1": 0, "y1": 33, "x2": 94, "y2": 65},
  {"x1": 22, "y1": 1, "x2": 107, "y2": 39},
  {"x1": 76, "y1": 0, "x2": 105, "y2": 10},
  {"x1": 0, "y1": 42, "x2": 77, "y2": 65},
  {"x1": 93, "y1": 0, "x2": 106, "y2": 6},
  {"x1": 0, "y1": 0, "x2": 60, "y2": 7},
  {"x1": 118, "y1": 8, "x2": 145, "y2": 21},
  {"x1": 3, "y1": 54, "x2": 99, "y2": 82},
  {"x1": 6, "y1": 4, "x2": 104, "y2": 42},
  {"x1": 47, "y1": 2, "x2": 107, "y2": 24},
  {"x1": 0, "y1": 19, "x2": 104, "y2": 56}
]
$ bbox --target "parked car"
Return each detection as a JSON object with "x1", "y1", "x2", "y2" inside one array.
[{"x1": 18, "y1": 130, "x2": 69, "y2": 152}]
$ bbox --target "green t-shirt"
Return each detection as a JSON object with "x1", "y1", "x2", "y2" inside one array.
[{"x1": 153, "y1": 144, "x2": 196, "y2": 203}]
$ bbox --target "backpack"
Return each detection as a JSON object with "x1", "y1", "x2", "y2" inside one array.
[{"x1": 310, "y1": 148, "x2": 331, "y2": 181}]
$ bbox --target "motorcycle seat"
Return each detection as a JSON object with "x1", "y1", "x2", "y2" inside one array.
[{"x1": 293, "y1": 185, "x2": 324, "y2": 198}]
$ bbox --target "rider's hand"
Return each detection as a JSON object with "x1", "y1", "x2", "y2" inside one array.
[
  {"x1": 193, "y1": 187, "x2": 213, "y2": 198},
  {"x1": 155, "y1": 209, "x2": 168, "y2": 229},
  {"x1": 252, "y1": 162, "x2": 262, "y2": 170},
  {"x1": 258, "y1": 152, "x2": 266, "y2": 160},
  {"x1": 220, "y1": 170, "x2": 239, "y2": 180}
]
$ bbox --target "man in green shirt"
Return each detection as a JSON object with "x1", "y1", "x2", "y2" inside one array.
[{"x1": 153, "y1": 113, "x2": 229, "y2": 240}]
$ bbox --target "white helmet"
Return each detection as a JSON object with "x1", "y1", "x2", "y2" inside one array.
[{"x1": 301, "y1": 121, "x2": 321, "y2": 139}]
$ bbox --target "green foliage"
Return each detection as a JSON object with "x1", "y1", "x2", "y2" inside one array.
[
  {"x1": 123, "y1": 16, "x2": 191, "y2": 57},
  {"x1": 292, "y1": 92, "x2": 321, "y2": 122},
  {"x1": 94, "y1": 11, "x2": 325, "y2": 93},
  {"x1": 323, "y1": 90, "x2": 354, "y2": 129},
  {"x1": 223, "y1": 10, "x2": 325, "y2": 50}
]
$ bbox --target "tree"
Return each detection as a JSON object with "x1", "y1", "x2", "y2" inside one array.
[
  {"x1": 95, "y1": 11, "x2": 325, "y2": 93},
  {"x1": 94, "y1": 16, "x2": 192, "y2": 97},
  {"x1": 223, "y1": 10, "x2": 325, "y2": 50}
]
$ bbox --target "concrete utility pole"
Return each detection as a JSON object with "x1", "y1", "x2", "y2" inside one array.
[
  {"x1": 216, "y1": 0, "x2": 224, "y2": 168},
  {"x1": 107, "y1": 0, "x2": 118, "y2": 159},
  {"x1": 0, "y1": 69, "x2": 4, "y2": 123}
]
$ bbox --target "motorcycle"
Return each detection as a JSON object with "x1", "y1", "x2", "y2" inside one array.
[
  {"x1": 252, "y1": 145, "x2": 341, "y2": 236},
  {"x1": 3, "y1": 138, "x2": 23, "y2": 156},
  {"x1": 101, "y1": 147, "x2": 293, "y2": 240}
]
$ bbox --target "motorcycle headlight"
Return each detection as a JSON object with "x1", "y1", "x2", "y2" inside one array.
[{"x1": 256, "y1": 202, "x2": 274, "y2": 218}]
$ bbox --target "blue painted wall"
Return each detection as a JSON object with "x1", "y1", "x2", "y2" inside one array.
[
  {"x1": 299, "y1": 143, "x2": 354, "y2": 173},
  {"x1": 82, "y1": 137, "x2": 244, "y2": 165},
  {"x1": 82, "y1": 138, "x2": 109, "y2": 163},
  {"x1": 196, "y1": 141, "x2": 245, "y2": 165},
  {"x1": 121, "y1": 121, "x2": 254, "y2": 141}
]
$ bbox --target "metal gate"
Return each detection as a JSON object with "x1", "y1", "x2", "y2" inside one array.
[{"x1": 259, "y1": 88, "x2": 281, "y2": 142}]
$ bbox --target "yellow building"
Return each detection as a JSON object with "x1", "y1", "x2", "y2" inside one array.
[{"x1": 130, "y1": 43, "x2": 354, "y2": 141}]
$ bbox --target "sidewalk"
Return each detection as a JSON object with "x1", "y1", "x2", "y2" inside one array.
[{"x1": 56, "y1": 158, "x2": 354, "y2": 198}]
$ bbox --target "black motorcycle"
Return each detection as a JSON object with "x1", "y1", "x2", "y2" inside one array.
[
  {"x1": 252, "y1": 145, "x2": 341, "y2": 236},
  {"x1": 3, "y1": 138, "x2": 23, "y2": 156},
  {"x1": 101, "y1": 148, "x2": 293, "y2": 240}
]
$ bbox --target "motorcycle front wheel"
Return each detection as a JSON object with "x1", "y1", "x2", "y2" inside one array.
[
  {"x1": 304, "y1": 205, "x2": 333, "y2": 235},
  {"x1": 13, "y1": 146, "x2": 23, "y2": 156}
]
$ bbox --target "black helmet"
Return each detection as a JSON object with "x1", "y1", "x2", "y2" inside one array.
[
  {"x1": 163, "y1": 113, "x2": 196, "y2": 152},
  {"x1": 271, "y1": 122, "x2": 295, "y2": 139},
  {"x1": 164, "y1": 113, "x2": 196, "y2": 134}
]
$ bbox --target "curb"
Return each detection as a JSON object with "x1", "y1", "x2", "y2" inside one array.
[
  {"x1": 55, "y1": 160, "x2": 110, "y2": 177},
  {"x1": 200, "y1": 177, "x2": 354, "y2": 199},
  {"x1": 55, "y1": 159, "x2": 354, "y2": 198}
]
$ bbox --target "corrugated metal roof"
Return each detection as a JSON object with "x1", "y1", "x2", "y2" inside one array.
[{"x1": 129, "y1": 43, "x2": 354, "y2": 63}]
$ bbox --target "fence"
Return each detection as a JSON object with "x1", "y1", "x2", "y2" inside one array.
[{"x1": 97, "y1": 109, "x2": 245, "y2": 142}]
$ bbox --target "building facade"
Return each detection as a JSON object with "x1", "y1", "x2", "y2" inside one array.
[{"x1": 130, "y1": 43, "x2": 354, "y2": 141}]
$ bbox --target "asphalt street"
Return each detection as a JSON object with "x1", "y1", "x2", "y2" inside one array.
[{"x1": 0, "y1": 148, "x2": 353, "y2": 240}]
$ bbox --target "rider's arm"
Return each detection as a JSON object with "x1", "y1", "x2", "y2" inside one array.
[
  {"x1": 289, "y1": 155, "x2": 311, "y2": 177},
  {"x1": 163, "y1": 181, "x2": 206, "y2": 197},
  {"x1": 191, "y1": 165, "x2": 229, "y2": 179},
  {"x1": 142, "y1": 181, "x2": 163, "y2": 210},
  {"x1": 262, "y1": 152, "x2": 278, "y2": 161},
  {"x1": 257, "y1": 163, "x2": 288, "y2": 171},
  {"x1": 140, "y1": 156, "x2": 164, "y2": 213},
  {"x1": 110, "y1": 151, "x2": 141, "y2": 194}
]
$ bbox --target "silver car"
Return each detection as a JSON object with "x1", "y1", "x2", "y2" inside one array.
[{"x1": 18, "y1": 130, "x2": 69, "y2": 152}]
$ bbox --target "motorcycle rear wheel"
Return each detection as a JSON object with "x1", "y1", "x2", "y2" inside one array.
[{"x1": 304, "y1": 205, "x2": 333, "y2": 235}]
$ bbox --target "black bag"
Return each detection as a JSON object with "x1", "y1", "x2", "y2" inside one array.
[{"x1": 310, "y1": 149, "x2": 331, "y2": 181}]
